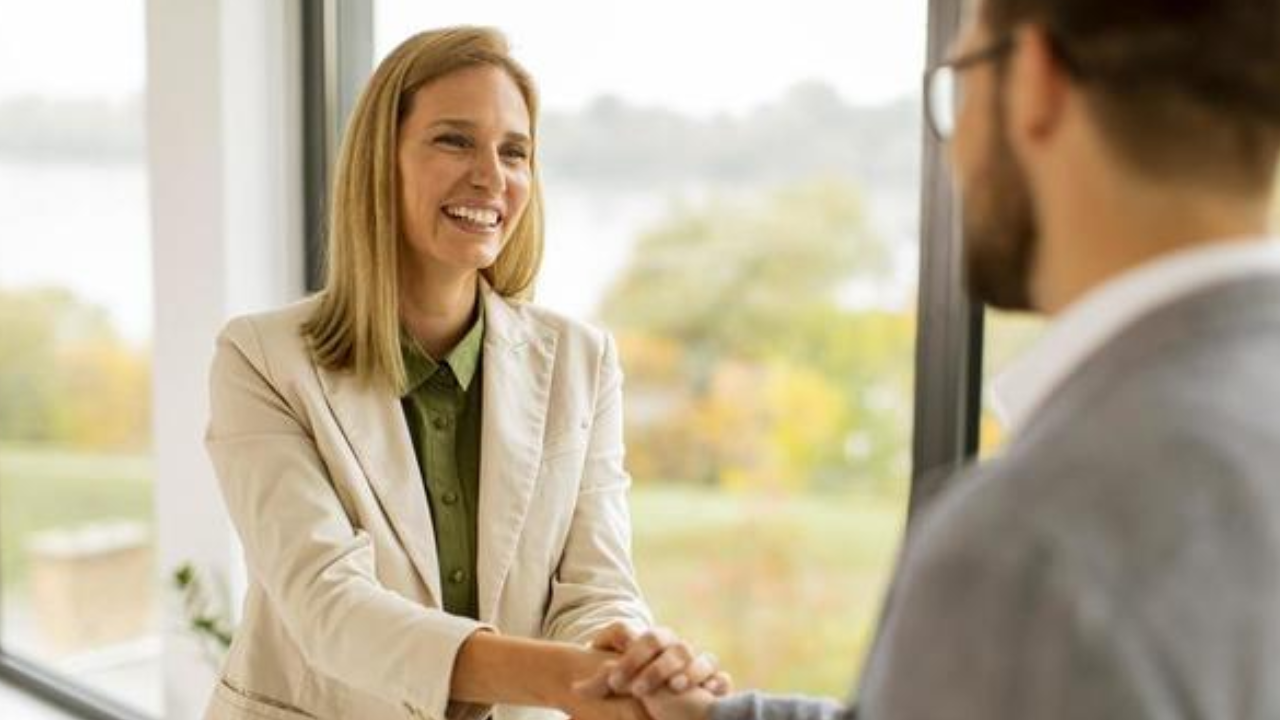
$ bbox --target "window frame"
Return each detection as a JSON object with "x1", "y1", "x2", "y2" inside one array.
[
  {"x1": 0, "y1": 1, "x2": 319, "y2": 718},
  {"x1": 1, "y1": 0, "x2": 979, "y2": 716},
  {"x1": 0, "y1": 0, "x2": 162, "y2": 709},
  {"x1": 303, "y1": 0, "x2": 373, "y2": 292},
  {"x1": 0, "y1": 653, "x2": 149, "y2": 720},
  {"x1": 306, "y1": 0, "x2": 981, "y2": 514},
  {"x1": 910, "y1": 0, "x2": 984, "y2": 518}
]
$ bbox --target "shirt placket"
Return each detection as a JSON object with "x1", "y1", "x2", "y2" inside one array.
[{"x1": 421, "y1": 368, "x2": 475, "y2": 617}]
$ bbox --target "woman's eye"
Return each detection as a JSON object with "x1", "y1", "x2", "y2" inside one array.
[
  {"x1": 501, "y1": 145, "x2": 529, "y2": 162},
  {"x1": 433, "y1": 133, "x2": 470, "y2": 149}
]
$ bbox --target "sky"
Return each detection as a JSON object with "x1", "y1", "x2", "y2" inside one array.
[
  {"x1": 0, "y1": 1, "x2": 928, "y2": 109},
  {"x1": 0, "y1": 0, "x2": 929, "y2": 340},
  {"x1": 375, "y1": 0, "x2": 928, "y2": 115},
  {"x1": 0, "y1": 0, "x2": 147, "y2": 101}
]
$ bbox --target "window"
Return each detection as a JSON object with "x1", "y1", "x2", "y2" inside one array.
[
  {"x1": 376, "y1": 1, "x2": 925, "y2": 694},
  {"x1": 0, "y1": 0, "x2": 160, "y2": 715},
  {"x1": 980, "y1": 312, "x2": 1043, "y2": 455}
]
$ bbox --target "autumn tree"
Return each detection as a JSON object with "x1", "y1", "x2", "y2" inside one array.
[{"x1": 601, "y1": 180, "x2": 913, "y2": 494}]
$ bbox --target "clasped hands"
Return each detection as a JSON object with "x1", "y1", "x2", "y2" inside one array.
[{"x1": 567, "y1": 623, "x2": 732, "y2": 720}]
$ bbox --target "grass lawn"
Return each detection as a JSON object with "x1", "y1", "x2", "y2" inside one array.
[
  {"x1": 0, "y1": 446, "x2": 906, "y2": 698},
  {"x1": 631, "y1": 484, "x2": 907, "y2": 698},
  {"x1": 0, "y1": 444, "x2": 153, "y2": 588}
]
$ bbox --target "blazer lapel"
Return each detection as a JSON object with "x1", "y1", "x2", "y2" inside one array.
[
  {"x1": 476, "y1": 286, "x2": 556, "y2": 623},
  {"x1": 316, "y1": 362, "x2": 444, "y2": 606}
]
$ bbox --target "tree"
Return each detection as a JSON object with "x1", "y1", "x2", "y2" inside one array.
[
  {"x1": 0, "y1": 289, "x2": 62, "y2": 441},
  {"x1": 0, "y1": 287, "x2": 150, "y2": 449},
  {"x1": 601, "y1": 181, "x2": 913, "y2": 494},
  {"x1": 602, "y1": 179, "x2": 887, "y2": 358}
]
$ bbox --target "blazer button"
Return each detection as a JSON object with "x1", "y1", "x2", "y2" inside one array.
[
  {"x1": 431, "y1": 416, "x2": 449, "y2": 430},
  {"x1": 442, "y1": 491, "x2": 459, "y2": 506},
  {"x1": 449, "y1": 569, "x2": 467, "y2": 584}
]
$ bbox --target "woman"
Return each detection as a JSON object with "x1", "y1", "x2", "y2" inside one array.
[{"x1": 205, "y1": 26, "x2": 724, "y2": 720}]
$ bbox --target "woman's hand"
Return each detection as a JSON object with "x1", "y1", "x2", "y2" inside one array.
[
  {"x1": 573, "y1": 623, "x2": 733, "y2": 699},
  {"x1": 561, "y1": 688, "x2": 652, "y2": 720},
  {"x1": 449, "y1": 630, "x2": 654, "y2": 717},
  {"x1": 638, "y1": 687, "x2": 718, "y2": 720}
]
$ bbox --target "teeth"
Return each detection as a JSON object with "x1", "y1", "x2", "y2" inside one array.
[{"x1": 446, "y1": 205, "x2": 500, "y2": 227}]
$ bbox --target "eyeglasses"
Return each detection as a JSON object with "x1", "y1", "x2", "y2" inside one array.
[{"x1": 924, "y1": 36, "x2": 1015, "y2": 142}]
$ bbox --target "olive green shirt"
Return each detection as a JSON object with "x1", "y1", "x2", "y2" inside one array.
[{"x1": 400, "y1": 310, "x2": 485, "y2": 619}]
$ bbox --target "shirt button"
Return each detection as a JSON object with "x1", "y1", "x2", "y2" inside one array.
[
  {"x1": 442, "y1": 491, "x2": 459, "y2": 506},
  {"x1": 431, "y1": 416, "x2": 449, "y2": 430},
  {"x1": 449, "y1": 569, "x2": 466, "y2": 584}
]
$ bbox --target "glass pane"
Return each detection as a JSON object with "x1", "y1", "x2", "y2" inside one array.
[
  {"x1": 980, "y1": 311, "x2": 1044, "y2": 456},
  {"x1": 0, "y1": 0, "x2": 160, "y2": 714},
  {"x1": 376, "y1": 2, "x2": 923, "y2": 696}
]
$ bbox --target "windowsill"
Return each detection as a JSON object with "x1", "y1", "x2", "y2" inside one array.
[{"x1": 0, "y1": 677, "x2": 81, "y2": 720}]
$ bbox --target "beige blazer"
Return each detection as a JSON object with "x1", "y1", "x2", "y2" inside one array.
[{"x1": 203, "y1": 285, "x2": 652, "y2": 720}]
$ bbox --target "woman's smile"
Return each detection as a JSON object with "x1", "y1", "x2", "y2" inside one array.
[{"x1": 442, "y1": 202, "x2": 504, "y2": 235}]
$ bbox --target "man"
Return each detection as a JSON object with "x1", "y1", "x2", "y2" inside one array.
[{"x1": 578, "y1": 0, "x2": 1280, "y2": 716}]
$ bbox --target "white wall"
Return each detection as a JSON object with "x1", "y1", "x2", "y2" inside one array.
[{"x1": 146, "y1": 1, "x2": 304, "y2": 717}]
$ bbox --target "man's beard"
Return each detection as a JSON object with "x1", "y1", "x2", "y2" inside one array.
[{"x1": 961, "y1": 113, "x2": 1039, "y2": 312}]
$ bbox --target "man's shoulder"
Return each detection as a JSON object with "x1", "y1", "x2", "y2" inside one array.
[
  {"x1": 872, "y1": 416, "x2": 1280, "y2": 717},
  {"x1": 990, "y1": 275, "x2": 1280, "y2": 547},
  {"x1": 1037, "y1": 274, "x2": 1280, "y2": 451},
  {"x1": 909, "y1": 371, "x2": 1280, "y2": 619}
]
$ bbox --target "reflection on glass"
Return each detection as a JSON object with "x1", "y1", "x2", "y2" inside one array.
[
  {"x1": 376, "y1": 0, "x2": 924, "y2": 695},
  {"x1": 981, "y1": 312, "x2": 1045, "y2": 456},
  {"x1": 0, "y1": 0, "x2": 160, "y2": 714}
]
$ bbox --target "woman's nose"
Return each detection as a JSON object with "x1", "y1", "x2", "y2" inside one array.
[{"x1": 469, "y1": 148, "x2": 505, "y2": 192}]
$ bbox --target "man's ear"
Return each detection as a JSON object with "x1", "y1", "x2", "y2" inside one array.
[{"x1": 1005, "y1": 25, "x2": 1073, "y2": 155}]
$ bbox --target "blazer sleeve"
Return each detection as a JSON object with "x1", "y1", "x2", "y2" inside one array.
[
  {"x1": 710, "y1": 693, "x2": 855, "y2": 720},
  {"x1": 206, "y1": 317, "x2": 492, "y2": 720},
  {"x1": 856, "y1": 505, "x2": 1149, "y2": 720},
  {"x1": 541, "y1": 331, "x2": 654, "y2": 644}
]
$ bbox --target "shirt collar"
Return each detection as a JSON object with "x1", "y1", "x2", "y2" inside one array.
[
  {"x1": 401, "y1": 306, "x2": 486, "y2": 396},
  {"x1": 991, "y1": 236, "x2": 1280, "y2": 438}
]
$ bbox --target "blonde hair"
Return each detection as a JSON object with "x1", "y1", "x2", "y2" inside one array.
[{"x1": 302, "y1": 26, "x2": 544, "y2": 390}]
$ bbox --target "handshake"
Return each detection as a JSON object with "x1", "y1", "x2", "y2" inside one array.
[{"x1": 566, "y1": 623, "x2": 734, "y2": 720}]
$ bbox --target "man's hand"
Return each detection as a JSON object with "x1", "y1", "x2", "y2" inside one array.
[
  {"x1": 573, "y1": 623, "x2": 733, "y2": 699},
  {"x1": 639, "y1": 687, "x2": 717, "y2": 720}
]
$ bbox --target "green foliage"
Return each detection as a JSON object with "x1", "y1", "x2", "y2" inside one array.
[
  {"x1": 602, "y1": 180, "x2": 886, "y2": 356},
  {"x1": 979, "y1": 312, "x2": 1046, "y2": 454},
  {"x1": 172, "y1": 561, "x2": 235, "y2": 661},
  {"x1": 0, "y1": 445, "x2": 152, "y2": 588},
  {"x1": 602, "y1": 181, "x2": 914, "y2": 494},
  {"x1": 0, "y1": 289, "x2": 67, "y2": 441},
  {"x1": 0, "y1": 452, "x2": 898, "y2": 697},
  {"x1": 0, "y1": 287, "x2": 150, "y2": 450},
  {"x1": 631, "y1": 484, "x2": 905, "y2": 696}
]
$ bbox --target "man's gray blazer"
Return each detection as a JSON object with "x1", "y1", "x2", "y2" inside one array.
[{"x1": 713, "y1": 277, "x2": 1280, "y2": 720}]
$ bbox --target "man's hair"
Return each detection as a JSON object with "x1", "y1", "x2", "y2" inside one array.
[{"x1": 984, "y1": 0, "x2": 1280, "y2": 191}]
